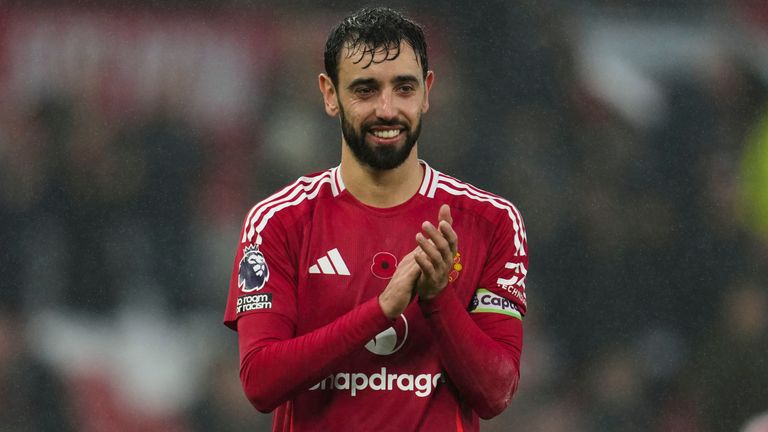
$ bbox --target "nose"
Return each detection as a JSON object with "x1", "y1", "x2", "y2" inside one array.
[{"x1": 374, "y1": 90, "x2": 396, "y2": 121}]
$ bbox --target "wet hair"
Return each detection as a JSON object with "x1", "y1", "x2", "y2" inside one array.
[{"x1": 324, "y1": 7, "x2": 428, "y2": 87}]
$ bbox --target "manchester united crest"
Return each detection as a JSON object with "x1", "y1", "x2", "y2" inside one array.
[{"x1": 448, "y1": 252, "x2": 463, "y2": 283}]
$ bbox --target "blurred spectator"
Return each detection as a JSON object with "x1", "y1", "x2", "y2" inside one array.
[
  {"x1": 256, "y1": 17, "x2": 338, "y2": 194},
  {"x1": 0, "y1": 96, "x2": 73, "y2": 313},
  {"x1": 583, "y1": 345, "x2": 651, "y2": 432},
  {"x1": 739, "y1": 109, "x2": 768, "y2": 242},
  {"x1": 691, "y1": 280, "x2": 768, "y2": 432},
  {"x1": 0, "y1": 309, "x2": 75, "y2": 432},
  {"x1": 113, "y1": 107, "x2": 204, "y2": 312},
  {"x1": 187, "y1": 349, "x2": 272, "y2": 432},
  {"x1": 743, "y1": 413, "x2": 768, "y2": 432}
]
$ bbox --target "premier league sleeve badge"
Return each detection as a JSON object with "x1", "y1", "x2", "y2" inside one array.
[{"x1": 238, "y1": 245, "x2": 270, "y2": 292}]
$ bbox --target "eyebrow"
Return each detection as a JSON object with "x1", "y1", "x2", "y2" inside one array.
[
  {"x1": 346, "y1": 74, "x2": 421, "y2": 91},
  {"x1": 347, "y1": 77, "x2": 378, "y2": 91},
  {"x1": 392, "y1": 74, "x2": 420, "y2": 86}
]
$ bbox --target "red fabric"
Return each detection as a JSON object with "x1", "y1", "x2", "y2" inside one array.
[
  {"x1": 419, "y1": 288, "x2": 523, "y2": 421},
  {"x1": 227, "y1": 162, "x2": 528, "y2": 431},
  {"x1": 238, "y1": 289, "x2": 523, "y2": 430},
  {"x1": 238, "y1": 296, "x2": 392, "y2": 412}
]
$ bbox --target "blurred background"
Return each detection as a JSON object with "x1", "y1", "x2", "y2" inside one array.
[{"x1": 1, "y1": 1, "x2": 767, "y2": 431}]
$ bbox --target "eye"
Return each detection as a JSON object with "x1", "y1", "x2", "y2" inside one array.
[
  {"x1": 354, "y1": 87, "x2": 375, "y2": 98},
  {"x1": 397, "y1": 84, "x2": 416, "y2": 94}
]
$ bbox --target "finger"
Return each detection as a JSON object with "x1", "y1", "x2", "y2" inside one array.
[
  {"x1": 437, "y1": 205, "x2": 457, "y2": 255},
  {"x1": 438, "y1": 220, "x2": 458, "y2": 255},
  {"x1": 421, "y1": 221, "x2": 452, "y2": 263},
  {"x1": 422, "y1": 222, "x2": 449, "y2": 253},
  {"x1": 402, "y1": 255, "x2": 421, "y2": 275},
  {"x1": 392, "y1": 254, "x2": 417, "y2": 277},
  {"x1": 394, "y1": 264, "x2": 420, "y2": 289},
  {"x1": 416, "y1": 232, "x2": 446, "y2": 268},
  {"x1": 406, "y1": 261, "x2": 422, "y2": 280},
  {"x1": 413, "y1": 249, "x2": 437, "y2": 278},
  {"x1": 438, "y1": 204, "x2": 453, "y2": 225},
  {"x1": 400, "y1": 250, "x2": 415, "y2": 263}
]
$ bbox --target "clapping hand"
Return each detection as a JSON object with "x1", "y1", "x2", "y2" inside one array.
[{"x1": 414, "y1": 204, "x2": 458, "y2": 300}]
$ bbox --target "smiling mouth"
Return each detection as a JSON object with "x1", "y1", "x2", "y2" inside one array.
[{"x1": 370, "y1": 129, "x2": 402, "y2": 139}]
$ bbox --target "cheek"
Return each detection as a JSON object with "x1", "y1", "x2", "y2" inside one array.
[
  {"x1": 345, "y1": 100, "x2": 375, "y2": 119},
  {"x1": 413, "y1": 99, "x2": 428, "y2": 116},
  {"x1": 342, "y1": 113, "x2": 365, "y2": 133}
]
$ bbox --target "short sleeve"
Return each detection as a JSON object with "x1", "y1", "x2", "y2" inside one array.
[
  {"x1": 472, "y1": 206, "x2": 528, "y2": 318},
  {"x1": 223, "y1": 213, "x2": 298, "y2": 331}
]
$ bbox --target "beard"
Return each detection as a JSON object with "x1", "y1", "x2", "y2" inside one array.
[{"x1": 340, "y1": 106, "x2": 421, "y2": 171}]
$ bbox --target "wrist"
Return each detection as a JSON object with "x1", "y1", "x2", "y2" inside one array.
[
  {"x1": 377, "y1": 293, "x2": 399, "y2": 320},
  {"x1": 418, "y1": 290, "x2": 439, "y2": 301},
  {"x1": 417, "y1": 282, "x2": 447, "y2": 301},
  {"x1": 418, "y1": 286, "x2": 449, "y2": 303}
]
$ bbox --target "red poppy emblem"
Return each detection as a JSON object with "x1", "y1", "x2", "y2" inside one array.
[{"x1": 371, "y1": 252, "x2": 398, "y2": 279}]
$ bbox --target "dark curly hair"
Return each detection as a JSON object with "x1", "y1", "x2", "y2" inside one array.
[{"x1": 324, "y1": 7, "x2": 428, "y2": 87}]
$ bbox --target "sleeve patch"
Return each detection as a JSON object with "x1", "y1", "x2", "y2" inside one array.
[
  {"x1": 238, "y1": 245, "x2": 270, "y2": 292},
  {"x1": 236, "y1": 293, "x2": 273, "y2": 314},
  {"x1": 469, "y1": 289, "x2": 522, "y2": 320},
  {"x1": 495, "y1": 261, "x2": 527, "y2": 307}
]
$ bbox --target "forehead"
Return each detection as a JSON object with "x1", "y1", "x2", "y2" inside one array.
[{"x1": 337, "y1": 41, "x2": 422, "y2": 83}]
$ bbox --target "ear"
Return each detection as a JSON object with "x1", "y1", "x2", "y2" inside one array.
[
  {"x1": 421, "y1": 70, "x2": 435, "y2": 114},
  {"x1": 319, "y1": 73, "x2": 340, "y2": 117}
]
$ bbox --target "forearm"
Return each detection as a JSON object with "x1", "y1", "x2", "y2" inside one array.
[
  {"x1": 239, "y1": 297, "x2": 391, "y2": 412},
  {"x1": 419, "y1": 289, "x2": 523, "y2": 419}
]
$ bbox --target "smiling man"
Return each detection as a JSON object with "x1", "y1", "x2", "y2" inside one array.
[
  {"x1": 323, "y1": 37, "x2": 430, "y2": 172},
  {"x1": 224, "y1": 7, "x2": 529, "y2": 431}
]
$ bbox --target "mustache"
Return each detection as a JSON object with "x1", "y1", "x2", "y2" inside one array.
[{"x1": 362, "y1": 119, "x2": 409, "y2": 130}]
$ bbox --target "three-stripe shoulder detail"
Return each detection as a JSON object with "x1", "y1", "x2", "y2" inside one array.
[
  {"x1": 241, "y1": 170, "x2": 338, "y2": 244},
  {"x1": 434, "y1": 174, "x2": 527, "y2": 257}
]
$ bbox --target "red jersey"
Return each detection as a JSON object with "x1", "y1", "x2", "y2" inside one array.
[{"x1": 224, "y1": 161, "x2": 528, "y2": 431}]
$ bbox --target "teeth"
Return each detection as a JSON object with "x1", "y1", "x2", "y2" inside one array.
[{"x1": 372, "y1": 129, "x2": 401, "y2": 139}]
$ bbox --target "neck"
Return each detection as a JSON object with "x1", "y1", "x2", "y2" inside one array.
[{"x1": 339, "y1": 145, "x2": 423, "y2": 208}]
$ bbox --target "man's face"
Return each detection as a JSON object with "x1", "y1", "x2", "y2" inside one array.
[{"x1": 323, "y1": 42, "x2": 433, "y2": 170}]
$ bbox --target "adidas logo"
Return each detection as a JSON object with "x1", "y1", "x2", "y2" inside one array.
[{"x1": 309, "y1": 248, "x2": 350, "y2": 275}]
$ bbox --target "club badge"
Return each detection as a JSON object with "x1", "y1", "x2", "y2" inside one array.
[{"x1": 448, "y1": 252, "x2": 463, "y2": 283}]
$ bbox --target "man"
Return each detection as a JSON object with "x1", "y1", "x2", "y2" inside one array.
[{"x1": 224, "y1": 7, "x2": 528, "y2": 431}]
